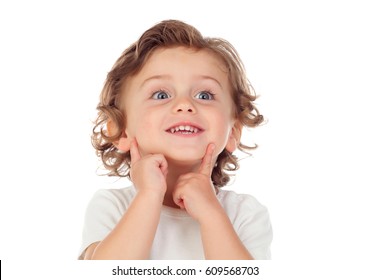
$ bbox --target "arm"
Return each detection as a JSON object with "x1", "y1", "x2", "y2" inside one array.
[
  {"x1": 88, "y1": 190, "x2": 164, "y2": 259},
  {"x1": 173, "y1": 144, "x2": 253, "y2": 259},
  {"x1": 199, "y1": 205, "x2": 253, "y2": 260},
  {"x1": 86, "y1": 140, "x2": 167, "y2": 260}
]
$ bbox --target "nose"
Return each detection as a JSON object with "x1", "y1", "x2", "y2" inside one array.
[{"x1": 172, "y1": 97, "x2": 196, "y2": 114}]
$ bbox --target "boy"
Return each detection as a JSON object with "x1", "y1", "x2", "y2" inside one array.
[{"x1": 79, "y1": 19, "x2": 272, "y2": 260}]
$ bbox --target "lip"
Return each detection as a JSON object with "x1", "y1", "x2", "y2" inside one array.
[{"x1": 165, "y1": 121, "x2": 204, "y2": 137}]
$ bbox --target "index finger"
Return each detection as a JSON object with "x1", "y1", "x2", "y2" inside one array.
[
  {"x1": 129, "y1": 138, "x2": 141, "y2": 165},
  {"x1": 198, "y1": 143, "x2": 215, "y2": 176}
]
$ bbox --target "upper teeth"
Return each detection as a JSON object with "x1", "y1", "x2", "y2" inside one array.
[{"x1": 170, "y1": 125, "x2": 199, "y2": 133}]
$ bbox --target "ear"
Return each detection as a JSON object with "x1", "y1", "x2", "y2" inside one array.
[
  {"x1": 107, "y1": 120, "x2": 131, "y2": 152},
  {"x1": 225, "y1": 121, "x2": 242, "y2": 153}
]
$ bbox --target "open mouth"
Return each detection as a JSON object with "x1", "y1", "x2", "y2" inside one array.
[{"x1": 166, "y1": 124, "x2": 203, "y2": 135}]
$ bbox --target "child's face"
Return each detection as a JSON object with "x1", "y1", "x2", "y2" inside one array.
[{"x1": 119, "y1": 46, "x2": 239, "y2": 165}]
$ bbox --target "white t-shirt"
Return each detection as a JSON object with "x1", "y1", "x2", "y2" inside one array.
[{"x1": 78, "y1": 186, "x2": 272, "y2": 259}]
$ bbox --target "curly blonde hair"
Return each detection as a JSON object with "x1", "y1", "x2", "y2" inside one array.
[{"x1": 92, "y1": 19, "x2": 263, "y2": 187}]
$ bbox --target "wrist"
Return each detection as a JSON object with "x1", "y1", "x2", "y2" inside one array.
[
  {"x1": 197, "y1": 201, "x2": 226, "y2": 224},
  {"x1": 136, "y1": 188, "x2": 166, "y2": 204}
]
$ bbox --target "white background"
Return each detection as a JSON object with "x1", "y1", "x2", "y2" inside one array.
[{"x1": 1, "y1": 0, "x2": 368, "y2": 278}]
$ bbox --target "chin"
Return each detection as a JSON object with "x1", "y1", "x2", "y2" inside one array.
[{"x1": 164, "y1": 151, "x2": 203, "y2": 165}]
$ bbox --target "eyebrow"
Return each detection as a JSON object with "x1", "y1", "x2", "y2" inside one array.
[
  {"x1": 141, "y1": 75, "x2": 171, "y2": 88},
  {"x1": 198, "y1": 75, "x2": 224, "y2": 89},
  {"x1": 140, "y1": 74, "x2": 224, "y2": 90}
]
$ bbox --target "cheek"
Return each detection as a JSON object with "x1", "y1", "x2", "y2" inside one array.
[
  {"x1": 210, "y1": 116, "x2": 234, "y2": 150},
  {"x1": 126, "y1": 110, "x2": 160, "y2": 137}
]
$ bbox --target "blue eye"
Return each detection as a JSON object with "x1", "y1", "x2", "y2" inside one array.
[
  {"x1": 195, "y1": 91, "x2": 214, "y2": 100},
  {"x1": 152, "y1": 90, "x2": 171, "y2": 99}
]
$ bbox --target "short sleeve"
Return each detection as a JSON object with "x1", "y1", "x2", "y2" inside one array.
[
  {"x1": 238, "y1": 202, "x2": 273, "y2": 259},
  {"x1": 78, "y1": 189, "x2": 126, "y2": 259},
  {"x1": 218, "y1": 191, "x2": 273, "y2": 260}
]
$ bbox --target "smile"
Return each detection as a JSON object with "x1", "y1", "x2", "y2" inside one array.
[{"x1": 166, "y1": 123, "x2": 204, "y2": 135}]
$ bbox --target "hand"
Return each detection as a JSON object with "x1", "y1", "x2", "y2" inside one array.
[
  {"x1": 129, "y1": 139, "x2": 168, "y2": 198},
  {"x1": 172, "y1": 143, "x2": 222, "y2": 222}
]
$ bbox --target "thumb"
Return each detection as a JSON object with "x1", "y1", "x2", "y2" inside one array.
[{"x1": 173, "y1": 193, "x2": 185, "y2": 210}]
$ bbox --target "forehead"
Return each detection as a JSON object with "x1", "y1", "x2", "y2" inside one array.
[{"x1": 137, "y1": 46, "x2": 229, "y2": 81}]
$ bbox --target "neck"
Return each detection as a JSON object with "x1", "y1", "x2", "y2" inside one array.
[{"x1": 162, "y1": 159, "x2": 201, "y2": 208}]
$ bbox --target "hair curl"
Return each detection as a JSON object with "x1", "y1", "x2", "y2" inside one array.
[{"x1": 92, "y1": 19, "x2": 263, "y2": 187}]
